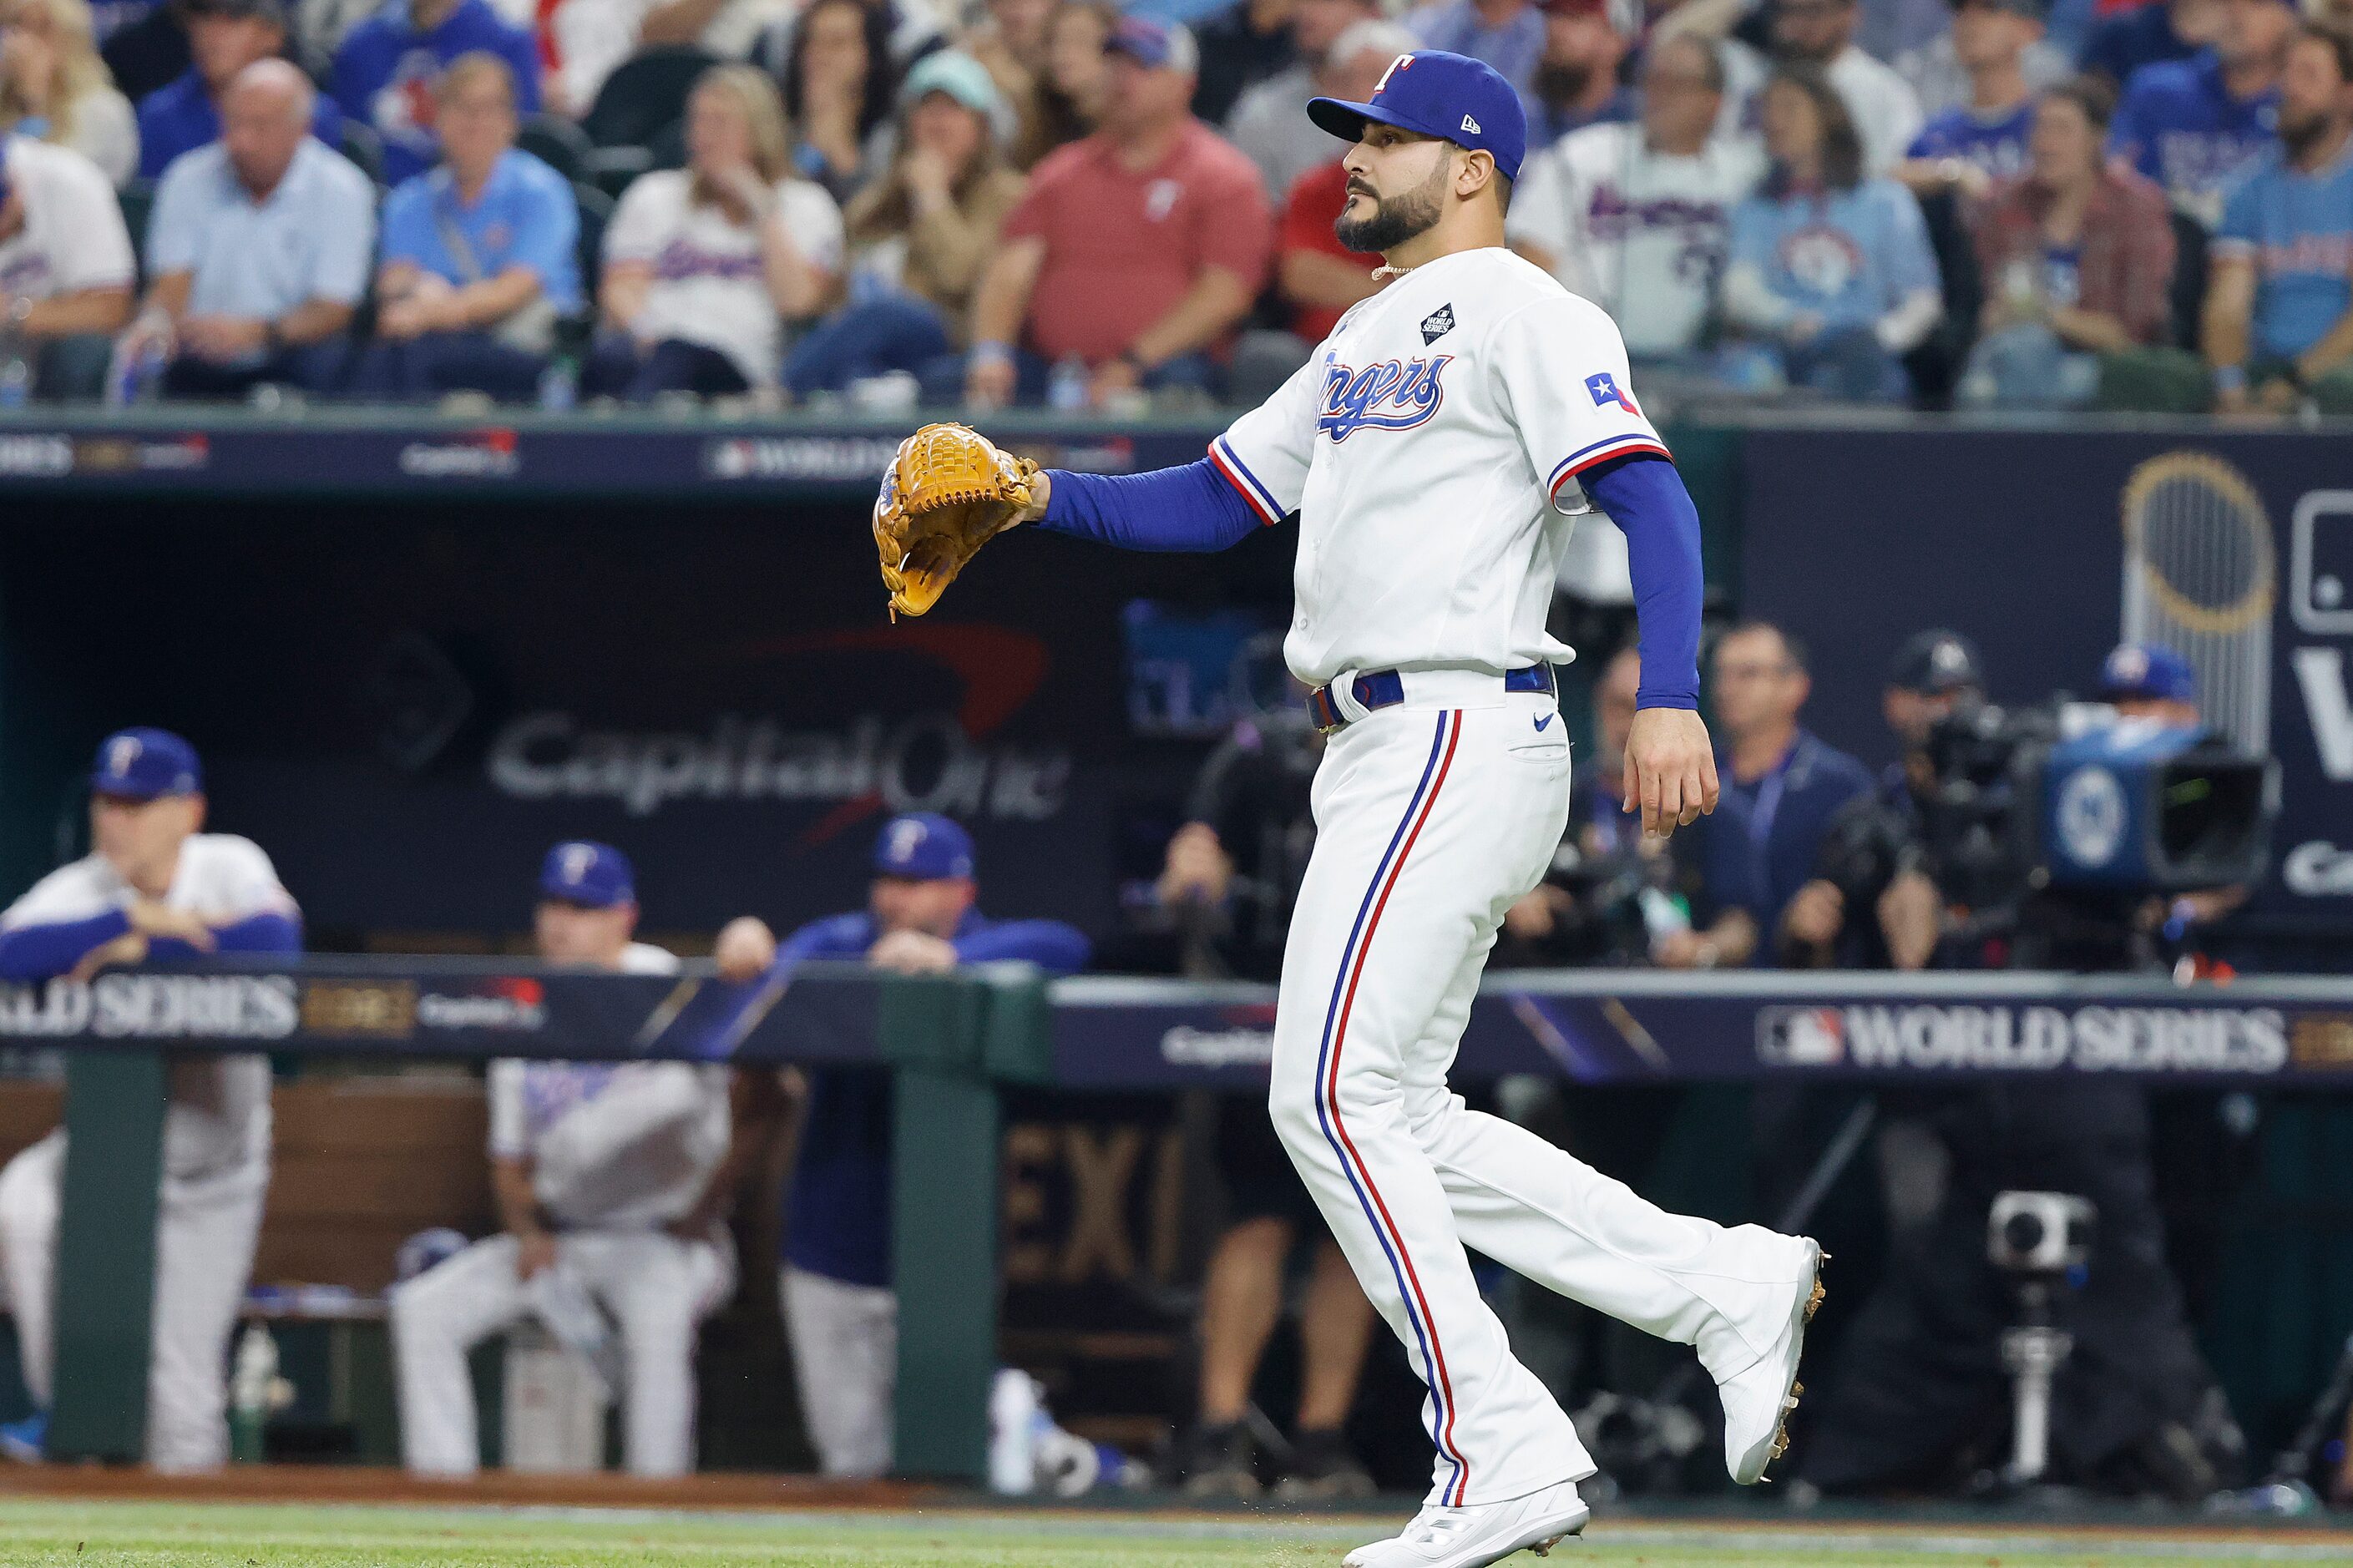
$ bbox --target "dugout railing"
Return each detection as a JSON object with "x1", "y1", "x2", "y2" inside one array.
[{"x1": 27, "y1": 959, "x2": 2353, "y2": 1481}]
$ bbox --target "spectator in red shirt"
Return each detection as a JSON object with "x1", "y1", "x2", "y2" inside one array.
[
  {"x1": 964, "y1": 15, "x2": 1273, "y2": 408},
  {"x1": 1274, "y1": 19, "x2": 1414, "y2": 343}
]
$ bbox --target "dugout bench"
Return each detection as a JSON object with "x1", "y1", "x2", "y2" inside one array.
[{"x1": 26, "y1": 962, "x2": 2353, "y2": 1481}]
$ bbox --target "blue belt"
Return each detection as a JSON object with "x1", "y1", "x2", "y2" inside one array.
[{"x1": 1305, "y1": 664, "x2": 1556, "y2": 735}]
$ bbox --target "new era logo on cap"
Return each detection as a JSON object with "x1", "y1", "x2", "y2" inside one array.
[{"x1": 1460, "y1": 114, "x2": 1480, "y2": 133}]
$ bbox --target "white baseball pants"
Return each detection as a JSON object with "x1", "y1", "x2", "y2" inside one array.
[
  {"x1": 0, "y1": 1127, "x2": 267, "y2": 1472},
  {"x1": 390, "y1": 1228, "x2": 733, "y2": 1478},
  {"x1": 780, "y1": 1263, "x2": 897, "y2": 1479},
  {"x1": 1268, "y1": 680, "x2": 1816, "y2": 1507}
]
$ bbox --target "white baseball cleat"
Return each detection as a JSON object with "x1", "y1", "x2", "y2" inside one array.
[
  {"x1": 1717, "y1": 1237, "x2": 1826, "y2": 1485},
  {"x1": 1341, "y1": 1478, "x2": 1589, "y2": 1568}
]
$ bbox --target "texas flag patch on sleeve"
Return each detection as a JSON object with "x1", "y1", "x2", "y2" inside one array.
[{"x1": 1586, "y1": 372, "x2": 1639, "y2": 415}]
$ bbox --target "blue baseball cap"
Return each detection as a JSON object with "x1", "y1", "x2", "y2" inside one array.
[
  {"x1": 1308, "y1": 48, "x2": 1528, "y2": 182},
  {"x1": 2100, "y1": 644, "x2": 2197, "y2": 704},
  {"x1": 873, "y1": 812, "x2": 975, "y2": 882},
  {"x1": 1106, "y1": 16, "x2": 1198, "y2": 73},
  {"x1": 539, "y1": 840, "x2": 635, "y2": 908},
  {"x1": 91, "y1": 728, "x2": 203, "y2": 801}
]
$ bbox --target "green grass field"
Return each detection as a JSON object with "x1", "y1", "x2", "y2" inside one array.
[{"x1": 0, "y1": 1500, "x2": 2343, "y2": 1568}]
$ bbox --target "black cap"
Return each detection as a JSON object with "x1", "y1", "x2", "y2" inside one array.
[{"x1": 1887, "y1": 629, "x2": 1984, "y2": 694}]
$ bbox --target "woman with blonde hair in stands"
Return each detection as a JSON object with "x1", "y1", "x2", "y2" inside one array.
[
  {"x1": 590, "y1": 63, "x2": 844, "y2": 402},
  {"x1": 0, "y1": 0, "x2": 134, "y2": 185},
  {"x1": 783, "y1": 50, "x2": 1025, "y2": 398}
]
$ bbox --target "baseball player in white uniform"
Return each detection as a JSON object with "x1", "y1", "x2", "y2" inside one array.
[
  {"x1": 959, "y1": 50, "x2": 1826, "y2": 1566},
  {"x1": 0, "y1": 728, "x2": 299, "y2": 1472},
  {"x1": 390, "y1": 842, "x2": 735, "y2": 1479}
]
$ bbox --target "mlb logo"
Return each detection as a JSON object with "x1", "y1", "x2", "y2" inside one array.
[
  {"x1": 1586, "y1": 372, "x2": 1637, "y2": 415},
  {"x1": 1758, "y1": 1007, "x2": 1844, "y2": 1066}
]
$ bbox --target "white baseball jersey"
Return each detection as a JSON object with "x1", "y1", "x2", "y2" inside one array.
[
  {"x1": 1208, "y1": 246, "x2": 1668, "y2": 688},
  {"x1": 3, "y1": 834, "x2": 296, "y2": 1179},
  {"x1": 487, "y1": 942, "x2": 731, "y2": 1232},
  {"x1": 1509, "y1": 124, "x2": 1766, "y2": 359}
]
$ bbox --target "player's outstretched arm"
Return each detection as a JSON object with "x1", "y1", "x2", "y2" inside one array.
[
  {"x1": 1585, "y1": 453, "x2": 1719, "y2": 839},
  {"x1": 1016, "y1": 458, "x2": 1269, "y2": 553}
]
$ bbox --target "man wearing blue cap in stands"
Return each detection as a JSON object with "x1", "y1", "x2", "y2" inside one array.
[
  {"x1": 2099, "y1": 642, "x2": 2204, "y2": 731},
  {"x1": 712, "y1": 812, "x2": 1088, "y2": 1479},
  {"x1": 392, "y1": 841, "x2": 737, "y2": 1479},
  {"x1": 0, "y1": 727, "x2": 301, "y2": 1471}
]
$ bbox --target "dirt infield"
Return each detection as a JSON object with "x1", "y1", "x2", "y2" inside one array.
[
  {"x1": 0, "y1": 1461, "x2": 933, "y2": 1511},
  {"x1": 0, "y1": 1464, "x2": 2350, "y2": 1556}
]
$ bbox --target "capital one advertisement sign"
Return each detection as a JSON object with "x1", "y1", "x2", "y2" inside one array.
[{"x1": 1738, "y1": 428, "x2": 2353, "y2": 924}]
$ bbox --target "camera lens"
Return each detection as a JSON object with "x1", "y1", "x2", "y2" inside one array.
[{"x1": 2002, "y1": 1211, "x2": 2046, "y2": 1257}]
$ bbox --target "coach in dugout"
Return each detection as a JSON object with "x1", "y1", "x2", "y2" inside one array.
[
  {"x1": 391, "y1": 842, "x2": 736, "y2": 1479},
  {"x1": 713, "y1": 812, "x2": 1087, "y2": 1478},
  {"x1": 0, "y1": 728, "x2": 300, "y2": 1470}
]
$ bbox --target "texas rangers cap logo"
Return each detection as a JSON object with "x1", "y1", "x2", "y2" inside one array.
[{"x1": 1586, "y1": 372, "x2": 1638, "y2": 415}]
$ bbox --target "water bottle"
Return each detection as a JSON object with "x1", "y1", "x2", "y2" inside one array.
[
  {"x1": 537, "y1": 352, "x2": 579, "y2": 412},
  {"x1": 228, "y1": 1323, "x2": 281, "y2": 1463},
  {"x1": 109, "y1": 336, "x2": 168, "y2": 407},
  {"x1": 0, "y1": 311, "x2": 31, "y2": 412},
  {"x1": 1046, "y1": 356, "x2": 1089, "y2": 413}
]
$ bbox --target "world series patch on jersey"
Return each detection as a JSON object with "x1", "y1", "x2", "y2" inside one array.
[{"x1": 1207, "y1": 248, "x2": 1668, "y2": 688}]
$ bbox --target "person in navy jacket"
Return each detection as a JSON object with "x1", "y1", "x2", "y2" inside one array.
[
  {"x1": 0, "y1": 728, "x2": 299, "y2": 1471},
  {"x1": 711, "y1": 812, "x2": 1088, "y2": 1478}
]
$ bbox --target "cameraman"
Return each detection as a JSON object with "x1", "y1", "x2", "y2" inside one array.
[
  {"x1": 1156, "y1": 705, "x2": 1321, "y2": 984},
  {"x1": 1779, "y1": 630, "x2": 1985, "y2": 971}
]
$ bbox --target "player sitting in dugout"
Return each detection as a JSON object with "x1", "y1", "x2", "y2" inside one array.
[
  {"x1": 0, "y1": 727, "x2": 299, "y2": 1471},
  {"x1": 391, "y1": 842, "x2": 736, "y2": 1479},
  {"x1": 711, "y1": 812, "x2": 1089, "y2": 1480}
]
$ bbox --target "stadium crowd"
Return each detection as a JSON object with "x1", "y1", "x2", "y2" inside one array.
[{"x1": 0, "y1": 0, "x2": 2348, "y2": 411}]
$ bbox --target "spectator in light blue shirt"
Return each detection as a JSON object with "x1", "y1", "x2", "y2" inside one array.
[
  {"x1": 1722, "y1": 67, "x2": 1944, "y2": 400},
  {"x1": 331, "y1": 0, "x2": 539, "y2": 186},
  {"x1": 2109, "y1": 0, "x2": 2294, "y2": 226},
  {"x1": 1409, "y1": 0, "x2": 1546, "y2": 96},
  {"x1": 2204, "y1": 21, "x2": 2353, "y2": 415},
  {"x1": 132, "y1": 58, "x2": 373, "y2": 397},
  {"x1": 353, "y1": 53, "x2": 579, "y2": 402}
]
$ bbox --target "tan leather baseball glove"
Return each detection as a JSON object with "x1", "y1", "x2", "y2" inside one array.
[{"x1": 873, "y1": 422, "x2": 1040, "y2": 618}]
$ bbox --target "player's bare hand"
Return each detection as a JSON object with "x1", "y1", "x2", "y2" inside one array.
[
  {"x1": 965, "y1": 352, "x2": 1016, "y2": 409},
  {"x1": 68, "y1": 932, "x2": 149, "y2": 984},
  {"x1": 713, "y1": 916, "x2": 779, "y2": 983},
  {"x1": 867, "y1": 929, "x2": 958, "y2": 974},
  {"x1": 1156, "y1": 822, "x2": 1232, "y2": 907},
  {"x1": 1622, "y1": 707, "x2": 1719, "y2": 840},
  {"x1": 1503, "y1": 884, "x2": 1568, "y2": 941},
  {"x1": 514, "y1": 1229, "x2": 558, "y2": 1281},
  {"x1": 1780, "y1": 879, "x2": 1844, "y2": 949},
  {"x1": 126, "y1": 900, "x2": 218, "y2": 949}
]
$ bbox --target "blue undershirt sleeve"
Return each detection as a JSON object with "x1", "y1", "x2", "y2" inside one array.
[
  {"x1": 208, "y1": 910, "x2": 304, "y2": 954},
  {"x1": 1584, "y1": 453, "x2": 1704, "y2": 710},
  {"x1": 0, "y1": 909, "x2": 132, "y2": 983},
  {"x1": 1035, "y1": 458, "x2": 1268, "y2": 552},
  {"x1": 953, "y1": 919, "x2": 1093, "y2": 976}
]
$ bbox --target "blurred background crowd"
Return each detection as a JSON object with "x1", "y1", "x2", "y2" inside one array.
[{"x1": 0, "y1": 0, "x2": 2350, "y2": 412}]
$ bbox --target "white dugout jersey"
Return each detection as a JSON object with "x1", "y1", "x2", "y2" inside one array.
[
  {"x1": 1, "y1": 833, "x2": 297, "y2": 1177},
  {"x1": 487, "y1": 942, "x2": 731, "y2": 1232},
  {"x1": 1209, "y1": 246, "x2": 1669, "y2": 688}
]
